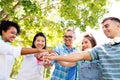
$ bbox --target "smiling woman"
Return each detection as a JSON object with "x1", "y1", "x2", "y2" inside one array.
[
  {"x1": 16, "y1": 32, "x2": 47, "y2": 80},
  {"x1": 2, "y1": 27, "x2": 17, "y2": 42},
  {"x1": 77, "y1": 33, "x2": 102, "y2": 80}
]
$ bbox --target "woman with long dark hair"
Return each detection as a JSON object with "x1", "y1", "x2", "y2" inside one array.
[{"x1": 17, "y1": 32, "x2": 46, "y2": 80}]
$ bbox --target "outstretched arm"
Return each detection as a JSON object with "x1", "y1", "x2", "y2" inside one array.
[
  {"x1": 41, "y1": 51, "x2": 76, "y2": 67},
  {"x1": 47, "y1": 51, "x2": 92, "y2": 62},
  {"x1": 21, "y1": 48, "x2": 43, "y2": 55},
  {"x1": 0, "y1": 40, "x2": 47, "y2": 55}
]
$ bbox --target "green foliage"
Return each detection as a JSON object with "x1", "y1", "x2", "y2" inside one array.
[
  {"x1": 60, "y1": 0, "x2": 108, "y2": 31},
  {"x1": 10, "y1": 56, "x2": 23, "y2": 78},
  {"x1": 0, "y1": 0, "x2": 110, "y2": 79}
]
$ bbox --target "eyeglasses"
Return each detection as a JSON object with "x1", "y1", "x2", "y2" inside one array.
[{"x1": 64, "y1": 36, "x2": 73, "y2": 39}]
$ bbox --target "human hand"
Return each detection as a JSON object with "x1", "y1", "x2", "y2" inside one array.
[
  {"x1": 47, "y1": 49, "x2": 55, "y2": 54},
  {"x1": 34, "y1": 51, "x2": 49, "y2": 60},
  {"x1": 44, "y1": 52, "x2": 58, "y2": 60},
  {"x1": 38, "y1": 48, "x2": 56, "y2": 55},
  {"x1": 38, "y1": 49, "x2": 49, "y2": 53},
  {"x1": 43, "y1": 59, "x2": 52, "y2": 68}
]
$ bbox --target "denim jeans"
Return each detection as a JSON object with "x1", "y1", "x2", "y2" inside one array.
[{"x1": 80, "y1": 60, "x2": 102, "y2": 80}]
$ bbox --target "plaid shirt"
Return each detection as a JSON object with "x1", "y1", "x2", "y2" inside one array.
[{"x1": 51, "y1": 44, "x2": 77, "y2": 80}]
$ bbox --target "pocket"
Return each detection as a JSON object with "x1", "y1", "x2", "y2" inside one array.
[
  {"x1": 80, "y1": 62, "x2": 102, "y2": 80},
  {"x1": 91, "y1": 64, "x2": 102, "y2": 79},
  {"x1": 80, "y1": 63, "x2": 91, "y2": 79}
]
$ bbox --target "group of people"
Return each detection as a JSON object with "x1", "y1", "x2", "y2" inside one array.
[
  {"x1": 47, "y1": 17, "x2": 120, "y2": 80},
  {"x1": 0, "y1": 20, "x2": 47, "y2": 80},
  {"x1": 0, "y1": 16, "x2": 120, "y2": 80}
]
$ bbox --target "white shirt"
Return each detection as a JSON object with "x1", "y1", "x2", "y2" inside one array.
[
  {"x1": 109, "y1": 36, "x2": 120, "y2": 45},
  {"x1": 16, "y1": 54, "x2": 44, "y2": 80},
  {"x1": 0, "y1": 40, "x2": 22, "y2": 80}
]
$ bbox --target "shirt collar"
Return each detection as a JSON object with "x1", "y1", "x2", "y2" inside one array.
[
  {"x1": 109, "y1": 36, "x2": 120, "y2": 45},
  {"x1": 0, "y1": 36, "x2": 10, "y2": 44},
  {"x1": 63, "y1": 44, "x2": 75, "y2": 50}
]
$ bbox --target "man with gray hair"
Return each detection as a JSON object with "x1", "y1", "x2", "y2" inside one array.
[{"x1": 51, "y1": 29, "x2": 77, "y2": 80}]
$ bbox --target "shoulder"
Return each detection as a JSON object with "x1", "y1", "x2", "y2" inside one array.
[{"x1": 53, "y1": 44, "x2": 64, "y2": 50}]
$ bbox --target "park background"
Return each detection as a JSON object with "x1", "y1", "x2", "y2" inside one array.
[{"x1": 0, "y1": 0, "x2": 120, "y2": 80}]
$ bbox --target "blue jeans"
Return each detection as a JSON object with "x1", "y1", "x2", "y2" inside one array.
[{"x1": 80, "y1": 61, "x2": 102, "y2": 80}]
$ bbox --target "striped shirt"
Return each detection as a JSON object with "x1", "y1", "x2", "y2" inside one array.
[
  {"x1": 89, "y1": 43, "x2": 120, "y2": 80},
  {"x1": 51, "y1": 44, "x2": 77, "y2": 80}
]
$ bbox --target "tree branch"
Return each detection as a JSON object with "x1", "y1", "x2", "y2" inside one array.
[{"x1": 13, "y1": 0, "x2": 21, "y2": 10}]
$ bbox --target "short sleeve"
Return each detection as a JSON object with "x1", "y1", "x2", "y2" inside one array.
[
  {"x1": 0, "y1": 40, "x2": 22, "y2": 57},
  {"x1": 88, "y1": 46, "x2": 99, "y2": 60},
  {"x1": 11, "y1": 46, "x2": 22, "y2": 57},
  {"x1": 53, "y1": 46, "x2": 60, "y2": 55}
]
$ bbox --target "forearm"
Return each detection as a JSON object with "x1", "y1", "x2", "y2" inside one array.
[
  {"x1": 21, "y1": 48, "x2": 40, "y2": 55},
  {"x1": 58, "y1": 61, "x2": 76, "y2": 67},
  {"x1": 55, "y1": 53, "x2": 80, "y2": 62},
  {"x1": 55, "y1": 51, "x2": 92, "y2": 61}
]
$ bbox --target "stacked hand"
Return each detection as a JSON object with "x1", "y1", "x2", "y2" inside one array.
[
  {"x1": 44, "y1": 52, "x2": 58, "y2": 60},
  {"x1": 34, "y1": 49, "x2": 58, "y2": 68}
]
